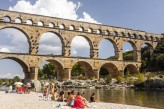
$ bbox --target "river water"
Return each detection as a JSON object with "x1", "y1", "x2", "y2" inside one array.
[{"x1": 66, "y1": 88, "x2": 164, "y2": 109}]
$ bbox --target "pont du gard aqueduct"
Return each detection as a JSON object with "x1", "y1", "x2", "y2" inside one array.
[{"x1": 0, "y1": 9, "x2": 163, "y2": 81}]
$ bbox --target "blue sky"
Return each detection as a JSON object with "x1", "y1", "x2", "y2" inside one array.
[{"x1": 0, "y1": 0, "x2": 163, "y2": 79}]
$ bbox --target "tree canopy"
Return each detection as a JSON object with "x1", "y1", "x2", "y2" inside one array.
[{"x1": 38, "y1": 63, "x2": 57, "y2": 80}]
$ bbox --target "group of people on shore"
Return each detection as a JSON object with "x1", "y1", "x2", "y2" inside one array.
[
  {"x1": 42, "y1": 83, "x2": 97, "y2": 108},
  {"x1": 6, "y1": 82, "x2": 35, "y2": 94}
]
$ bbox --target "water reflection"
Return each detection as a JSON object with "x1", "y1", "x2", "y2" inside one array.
[{"x1": 66, "y1": 89, "x2": 164, "y2": 109}]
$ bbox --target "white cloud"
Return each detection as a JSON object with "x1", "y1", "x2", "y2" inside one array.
[
  {"x1": 78, "y1": 12, "x2": 98, "y2": 23},
  {"x1": 0, "y1": 48, "x2": 11, "y2": 52},
  {"x1": 125, "y1": 49, "x2": 130, "y2": 52},
  {"x1": 0, "y1": 28, "x2": 29, "y2": 53},
  {"x1": 9, "y1": 0, "x2": 98, "y2": 23},
  {"x1": 71, "y1": 36, "x2": 90, "y2": 48},
  {"x1": 0, "y1": 73, "x2": 24, "y2": 79},
  {"x1": 39, "y1": 44, "x2": 62, "y2": 55}
]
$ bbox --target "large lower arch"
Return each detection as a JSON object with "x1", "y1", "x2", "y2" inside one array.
[
  {"x1": 124, "y1": 64, "x2": 139, "y2": 75},
  {"x1": 141, "y1": 42, "x2": 153, "y2": 54},
  {"x1": 0, "y1": 57, "x2": 29, "y2": 79},
  {"x1": 122, "y1": 41, "x2": 137, "y2": 61},
  {"x1": 71, "y1": 61, "x2": 94, "y2": 79},
  {"x1": 0, "y1": 27, "x2": 30, "y2": 53},
  {"x1": 98, "y1": 38, "x2": 118, "y2": 59},
  {"x1": 38, "y1": 32, "x2": 63, "y2": 55},
  {"x1": 99, "y1": 63, "x2": 119, "y2": 78},
  {"x1": 39, "y1": 59, "x2": 66, "y2": 81},
  {"x1": 141, "y1": 42, "x2": 154, "y2": 72},
  {"x1": 70, "y1": 35, "x2": 93, "y2": 58}
]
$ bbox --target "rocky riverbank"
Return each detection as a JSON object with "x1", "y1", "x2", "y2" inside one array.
[{"x1": 0, "y1": 91, "x2": 154, "y2": 109}]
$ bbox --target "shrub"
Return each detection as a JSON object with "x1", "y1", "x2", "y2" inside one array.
[
  {"x1": 127, "y1": 77, "x2": 134, "y2": 85},
  {"x1": 5, "y1": 80, "x2": 10, "y2": 86},
  {"x1": 78, "y1": 75, "x2": 86, "y2": 80},
  {"x1": 0, "y1": 79, "x2": 3, "y2": 86},
  {"x1": 105, "y1": 75, "x2": 112, "y2": 85},
  {"x1": 125, "y1": 70, "x2": 130, "y2": 79},
  {"x1": 116, "y1": 76, "x2": 122, "y2": 84},
  {"x1": 135, "y1": 73, "x2": 145, "y2": 83},
  {"x1": 146, "y1": 73, "x2": 156, "y2": 79},
  {"x1": 90, "y1": 77, "x2": 96, "y2": 80},
  {"x1": 13, "y1": 76, "x2": 21, "y2": 83}
]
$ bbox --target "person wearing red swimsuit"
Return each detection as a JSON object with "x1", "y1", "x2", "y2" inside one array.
[{"x1": 72, "y1": 92, "x2": 85, "y2": 108}]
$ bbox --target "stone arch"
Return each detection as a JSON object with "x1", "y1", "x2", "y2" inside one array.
[
  {"x1": 59, "y1": 24, "x2": 65, "y2": 29},
  {"x1": 138, "y1": 35, "x2": 143, "y2": 40},
  {"x1": 141, "y1": 42, "x2": 154, "y2": 56},
  {"x1": 48, "y1": 22, "x2": 55, "y2": 28},
  {"x1": 99, "y1": 63, "x2": 119, "y2": 77},
  {"x1": 88, "y1": 28, "x2": 93, "y2": 33},
  {"x1": 156, "y1": 37, "x2": 159, "y2": 42},
  {"x1": 0, "y1": 26, "x2": 30, "y2": 53},
  {"x1": 141, "y1": 42, "x2": 153, "y2": 50},
  {"x1": 70, "y1": 35, "x2": 93, "y2": 58},
  {"x1": 69, "y1": 25, "x2": 75, "y2": 30},
  {"x1": 104, "y1": 30, "x2": 109, "y2": 35},
  {"x1": 38, "y1": 21, "x2": 44, "y2": 26},
  {"x1": 71, "y1": 61, "x2": 94, "y2": 79},
  {"x1": 145, "y1": 35, "x2": 149, "y2": 40},
  {"x1": 38, "y1": 31, "x2": 64, "y2": 55},
  {"x1": 124, "y1": 64, "x2": 139, "y2": 75},
  {"x1": 39, "y1": 59, "x2": 65, "y2": 81},
  {"x1": 127, "y1": 33, "x2": 131, "y2": 38},
  {"x1": 98, "y1": 38, "x2": 118, "y2": 59},
  {"x1": 122, "y1": 40, "x2": 137, "y2": 61},
  {"x1": 15, "y1": 17, "x2": 22, "y2": 23},
  {"x1": 0, "y1": 57, "x2": 30, "y2": 79},
  {"x1": 132, "y1": 33, "x2": 137, "y2": 39},
  {"x1": 79, "y1": 26, "x2": 84, "y2": 32},
  {"x1": 96, "y1": 29, "x2": 101, "y2": 34},
  {"x1": 3, "y1": 16, "x2": 11, "y2": 22},
  {"x1": 120, "y1": 32, "x2": 125, "y2": 37},
  {"x1": 114, "y1": 31, "x2": 118, "y2": 36},
  {"x1": 150, "y1": 36, "x2": 153, "y2": 41},
  {"x1": 26, "y1": 19, "x2": 33, "y2": 25}
]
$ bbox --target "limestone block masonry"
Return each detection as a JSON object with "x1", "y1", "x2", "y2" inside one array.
[{"x1": 0, "y1": 9, "x2": 163, "y2": 80}]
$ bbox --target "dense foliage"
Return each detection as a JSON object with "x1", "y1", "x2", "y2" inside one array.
[
  {"x1": 123, "y1": 51, "x2": 134, "y2": 60},
  {"x1": 71, "y1": 63, "x2": 84, "y2": 77},
  {"x1": 38, "y1": 63, "x2": 57, "y2": 80},
  {"x1": 141, "y1": 40, "x2": 164, "y2": 72},
  {"x1": 99, "y1": 68, "x2": 109, "y2": 78},
  {"x1": 13, "y1": 76, "x2": 21, "y2": 83}
]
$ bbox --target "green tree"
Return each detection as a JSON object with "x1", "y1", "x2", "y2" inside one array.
[
  {"x1": 141, "y1": 39, "x2": 164, "y2": 72},
  {"x1": 71, "y1": 63, "x2": 84, "y2": 77},
  {"x1": 5, "y1": 80, "x2": 10, "y2": 86},
  {"x1": 123, "y1": 51, "x2": 134, "y2": 60},
  {"x1": 13, "y1": 76, "x2": 21, "y2": 83},
  {"x1": 38, "y1": 63, "x2": 57, "y2": 80},
  {"x1": 99, "y1": 68, "x2": 109, "y2": 78}
]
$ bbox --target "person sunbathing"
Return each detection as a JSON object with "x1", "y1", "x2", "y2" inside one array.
[
  {"x1": 66, "y1": 90, "x2": 75, "y2": 107},
  {"x1": 72, "y1": 92, "x2": 89, "y2": 108}
]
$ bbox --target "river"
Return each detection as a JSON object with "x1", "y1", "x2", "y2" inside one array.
[{"x1": 66, "y1": 88, "x2": 164, "y2": 109}]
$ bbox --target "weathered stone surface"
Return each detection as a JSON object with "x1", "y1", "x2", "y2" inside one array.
[{"x1": 0, "y1": 9, "x2": 162, "y2": 81}]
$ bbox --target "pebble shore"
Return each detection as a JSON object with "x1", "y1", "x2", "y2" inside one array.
[{"x1": 0, "y1": 91, "x2": 154, "y2": 109}]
